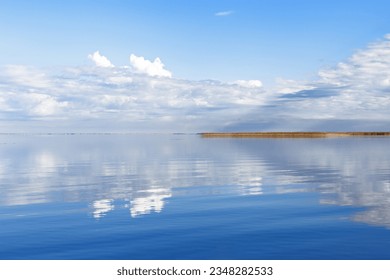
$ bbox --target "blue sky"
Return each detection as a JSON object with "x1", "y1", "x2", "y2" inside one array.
[
  {"x1": 1, "y1": 0, "x2": 390, "y2": 132},
  {"x1": 2, "y1": 0, "x2": 390, "y2": 83}
]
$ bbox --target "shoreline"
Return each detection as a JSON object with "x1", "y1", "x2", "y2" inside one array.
[{"x1": 200, "y1": 132, "x2": 390, "y2": 138}]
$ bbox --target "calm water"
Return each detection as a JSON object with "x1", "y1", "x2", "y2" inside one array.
[{"x1": 1, "y1": 134, "x2": 390, "y2": 259}]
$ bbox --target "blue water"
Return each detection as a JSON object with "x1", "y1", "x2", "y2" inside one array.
[{"x1": 1, "y1": 134, "x2": 390, "y2": 259}]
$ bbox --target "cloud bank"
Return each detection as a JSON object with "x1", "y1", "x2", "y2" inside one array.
[
  {"x1": 0, "y1": 52, "x2": 267, "y2": 132},
  {"x1": 1, "y1": 34, "x2": 390, "y2": 132},
  {"x1": 227, "y1": 34, "x2": 390, "y2": 131}
]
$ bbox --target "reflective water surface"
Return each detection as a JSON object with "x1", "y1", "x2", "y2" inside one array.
[{"x1": 1, "y1": 134, "x2": 390, "y2": 259}]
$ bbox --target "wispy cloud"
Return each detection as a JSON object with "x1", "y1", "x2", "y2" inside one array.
[{"x1": 214, "y1": 10, "x2": 234, "y2": 17}]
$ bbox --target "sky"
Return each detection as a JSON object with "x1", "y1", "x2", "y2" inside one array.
[{"x1": 1, "y1": 0, "x2": 390, "y2": 132}]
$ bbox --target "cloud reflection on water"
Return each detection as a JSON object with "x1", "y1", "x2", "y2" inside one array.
[{"x1": 0, "y1": 134, "x2": 390, "y2": 227}]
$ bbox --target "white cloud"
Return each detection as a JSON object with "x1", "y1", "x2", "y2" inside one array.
[
  {"x1": 27, "y1": 93, "x2": 68, "y2": 116},
  {"x1": 0, "y1": 58, "x2": 267, "y2": 131},
  {"x1": 129, "y1": 54, "x2": 172, "y2": 78},
  {"x1": 1, "y1": 65, "x2": 51, "y2": 88},
  {"x1": 233, "y1": 80, "x2": 263, "y2": 88},
  {"x1": 317, "y1": 35, "x2": 390, "y2": 88},
  {"x1": 2, "y1": 34, "x2": 390, "y2": 132},
  {"x1": 88, "y1": 51, "x2": 114, "y2": 68},
  {"x1": 299, "y1": 33, "x2": 390, "y2": 118},
  {"x1": 273, "y1": 78, "x2": 315, "y2": 94},
  {"x1": 226, "y1": 34, "x2": 390, "y2": 131},
  {"x1": 107, "y1": 76, "x2": 133, "y2": 84},
  {"x1": 215, "y1": 10, "x2": 234, "y2": 16}
]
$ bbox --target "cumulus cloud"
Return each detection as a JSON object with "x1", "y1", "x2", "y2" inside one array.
[
  {"x1": 88, "y1": 51, "x2": 114, "y2": 68},
  {"x1": 129, "y1": 54, "x2": 172, "y2": 78}
]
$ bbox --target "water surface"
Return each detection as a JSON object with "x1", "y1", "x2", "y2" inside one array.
[{"x1": 1, "y1": 134, "x2": 390, "y2": 259}]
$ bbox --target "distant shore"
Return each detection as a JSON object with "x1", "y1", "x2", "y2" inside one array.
[{"x1": 200, "y1": 132, "x2": 390, "y2": 138}]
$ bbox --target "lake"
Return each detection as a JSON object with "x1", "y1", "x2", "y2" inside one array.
[{"x1": 1, "y1": 134, "x2": 390, "y2": 259}]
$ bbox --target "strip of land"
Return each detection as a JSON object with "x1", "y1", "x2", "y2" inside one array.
[{"x1": 200, "y1": 132, "x2": 390, "y2": 138}]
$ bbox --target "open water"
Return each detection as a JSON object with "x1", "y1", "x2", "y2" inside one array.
[{"x1": 1, "y1": 134, "x2": 390, "y2": 259}]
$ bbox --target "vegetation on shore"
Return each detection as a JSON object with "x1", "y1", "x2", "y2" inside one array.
[{"x1": 200, "y1": 132, "x2": 390, "y2": 138}]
